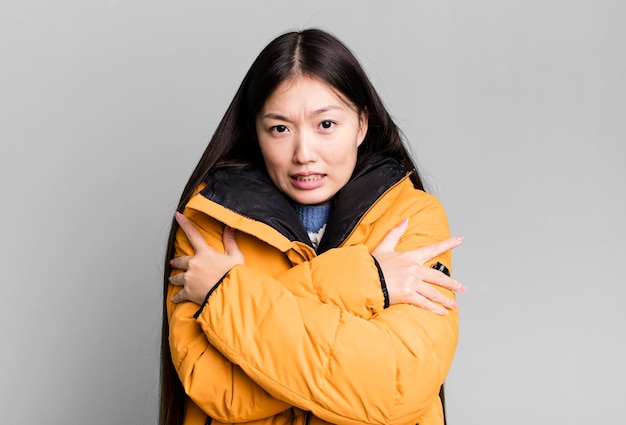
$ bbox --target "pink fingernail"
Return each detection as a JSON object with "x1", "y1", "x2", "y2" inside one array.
[
  {"x1": 449, "y1": 301, "x2": 459, "y2": 308},
  {"x1": 458, "y1": 284, "x2": 467, "y2": 292},
  {"x1": 453, "y1": 235, "x2": 464, "y2": 242}
]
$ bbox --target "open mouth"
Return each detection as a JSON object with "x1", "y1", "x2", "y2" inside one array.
[{"x1": 293, "y1": 174, "x2": 324, "y2": 182}]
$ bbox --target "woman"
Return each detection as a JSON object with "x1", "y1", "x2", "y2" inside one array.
[{"x1": 161, "y1": 29, "x2": 465, "y2": 425}]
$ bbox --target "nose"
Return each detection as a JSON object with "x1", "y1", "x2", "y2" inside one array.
[{"x1": 292, "y1": 131, "x2": 317, "y2": 164}]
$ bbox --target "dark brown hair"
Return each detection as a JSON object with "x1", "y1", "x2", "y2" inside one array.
[{"x1": 160, "y1": 28, "x2": 425, "y2": 425}]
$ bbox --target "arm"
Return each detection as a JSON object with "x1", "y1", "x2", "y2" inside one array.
[
  {"x1": 167, "y1": 213, "x2": 391, "y2": 421},
  {"x1": 196, "y1": 270, "x2": 456, "y2": 424},
  {"x1": 272, "y1": 244, "x2": 387, "y2": 319},
  {"x1": 167, "y1": 219, "x2": 291, "y2": 423},
  {"x1": 274, "y1": 193, "x2": 462, "y2": 318},
  {"x1": 192, "y1": 197, "x2": 459, "y2": 424}
]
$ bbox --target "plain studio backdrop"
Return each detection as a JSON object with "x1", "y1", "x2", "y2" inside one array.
[{"x1": 1, "y1": 1, "x2": 624, "y2": 424}]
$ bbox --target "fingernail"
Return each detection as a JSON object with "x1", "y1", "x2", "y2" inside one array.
[
  {"x1": 449, "y1": 300, "x2": 458, "y2": 308},
  {"x1": 439, "y1": 309, "x2": 449, "y2": 315},
  {"x1": 175, "y1": 211, "x2": 182, "y2": 219},
  {"x1": 453, "y1": 235, "x2": 464, "y2": 242},
  {"x1": 457, "y1": 283, "x2": 467, "y2": 292}
]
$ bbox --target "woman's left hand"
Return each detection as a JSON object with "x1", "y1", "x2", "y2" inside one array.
[{"x1": 169, "y1": 212, "x2": 244, "y2": 305}]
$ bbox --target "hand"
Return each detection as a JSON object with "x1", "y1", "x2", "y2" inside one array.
[
  {"x1": 372, "y1": 219, "x2": 466, "y2": 315},
  {"x1": 169, "y1": 212, "x2": 244, "y2": 305}
]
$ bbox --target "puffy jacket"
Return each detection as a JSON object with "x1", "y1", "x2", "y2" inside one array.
[{"x1": 167, "y1": 156, "x2": 459, "y2": 425}]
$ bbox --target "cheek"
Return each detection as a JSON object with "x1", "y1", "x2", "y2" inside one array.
[
  {"x1": 259, "y1": 144, "x2": 287, "y2": 175},
  {"x1": 327, "y1": 144, "x2": 358, "y2": 178},
  {"x1": 336, "y1": 135, "x2": 361, "y2": 161}
]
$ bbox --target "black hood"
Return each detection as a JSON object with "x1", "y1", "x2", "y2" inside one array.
[{"x1": 201, "y1": 156, "x2": 413, "y2": 253}]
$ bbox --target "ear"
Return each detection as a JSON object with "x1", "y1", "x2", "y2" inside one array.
[{"x1": 356, "y1": 108, "x2": 369, "y2": 147}]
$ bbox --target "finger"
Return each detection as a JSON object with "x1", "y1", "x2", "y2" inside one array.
[
  {"x1": 422, "y1": 267, "x2": 467, "y2": 292},
  {"x1": 414, "y1": 281, "x2": 459, "y2": 310},
  {"x1": 413, "y1": 236, "x2": 464, "y2": 264},
  {"x1": 169, "y1": 256, "x2": 191, "y2": 271},
  {"x1": 168, "y1": 272, "x2": 184, "y2": 286},
  {"x1": 175, "y1": 212, "x2": 209, "y2": 253},
  {"x1": 373, "y1": 218, "x2": 409, "y2": 255},
  {"x1": 410, "y1": 292, "x2": 450, "y2": 315},
  {"x1": 170, "y1": 289, "x2": 185, "y2": 304},
  {"x1": 222, "y1": 226, "x2": 242, "y2": 259}
]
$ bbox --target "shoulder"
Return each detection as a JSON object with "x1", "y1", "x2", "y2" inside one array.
[
  {"x1": 385, "y1": 178, "x2": 448, "y2": 221},
  {"x1": 377, "y1": 179, "x2": 451, "y2": 247}
]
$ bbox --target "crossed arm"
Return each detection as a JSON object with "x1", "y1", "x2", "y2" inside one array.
[{"x1": 167, "y1": 206, "x2": 464, "y2": 423}]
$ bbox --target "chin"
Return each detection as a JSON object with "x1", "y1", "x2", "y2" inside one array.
[{"x1": 292, "y1": 193, "x2": 332, "y2": 206}]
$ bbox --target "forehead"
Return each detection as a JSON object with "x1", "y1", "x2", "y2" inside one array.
[{"x1": 261, "y1": 76, "x2": 355, "y2": 113}]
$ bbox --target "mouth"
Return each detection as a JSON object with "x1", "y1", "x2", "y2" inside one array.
[
  {"x1": 292, "y1": 174, "x2": 325, "y2": 182},
  {"x1": 290, "y1": 173, "x2": 327, "y2": 190}
]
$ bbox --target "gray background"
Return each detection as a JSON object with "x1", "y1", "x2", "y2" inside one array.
[{"x1": 1, "y1": 1, "x2": 624, "y2": 424}]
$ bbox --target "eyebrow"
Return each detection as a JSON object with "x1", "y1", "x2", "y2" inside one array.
[{"x1": 260, "y1": 105, "x2": 343, "y2": 121}]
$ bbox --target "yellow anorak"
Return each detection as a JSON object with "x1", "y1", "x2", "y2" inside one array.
[{"x1": 167, "y1": 157, "x2": 459, "y2": 425}]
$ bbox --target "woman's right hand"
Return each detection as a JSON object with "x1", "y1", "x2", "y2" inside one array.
[{"x1": 372, "y1": 219, "x2": 466, "y2": 315}]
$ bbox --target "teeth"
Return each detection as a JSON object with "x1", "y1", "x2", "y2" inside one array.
[{"x1": 295, "y1": 175, "x2": 322, "y2": 182}]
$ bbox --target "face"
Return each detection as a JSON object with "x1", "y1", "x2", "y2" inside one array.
[{"x1": 255, "y1": 77, "x2": 368, "y2": 205}]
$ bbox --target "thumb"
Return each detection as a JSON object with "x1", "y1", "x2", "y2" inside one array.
[
  {"x1": 223, "y1": 226, "x2": 243, "y2": 260},
  {"x1": 373, "y1": 218, "x2": 408, "y2": 255}
]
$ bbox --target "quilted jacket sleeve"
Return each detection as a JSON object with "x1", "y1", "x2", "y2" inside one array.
[
  {"x1": 167, "y1": 220, "x2": 386, "y2": 421},
  {"x1": 273, "y1": 244, "x2": 386, "y2": 319},
  {"x1": 194, "y1": 192, "x2": 458, "y2": 425},
  {"x1": 167, "y1": 225, "x2": 292, "y2": 423}
]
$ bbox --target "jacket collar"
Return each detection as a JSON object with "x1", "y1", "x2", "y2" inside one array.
[{"x1": 200, "y1": 156, "x2": 413, "y2": 253}]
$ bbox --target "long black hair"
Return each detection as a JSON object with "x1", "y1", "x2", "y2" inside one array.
[{"x1": 160, "y1": 28, "x2": 427, "y2": 425}]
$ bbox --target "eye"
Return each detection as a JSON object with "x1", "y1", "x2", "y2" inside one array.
[
  {"x1": 319, "y1": 120, "x2": 334, "y2": 130},
  {"x1": 270, "y1": 125, "x2": 289, "y2": 133}
]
